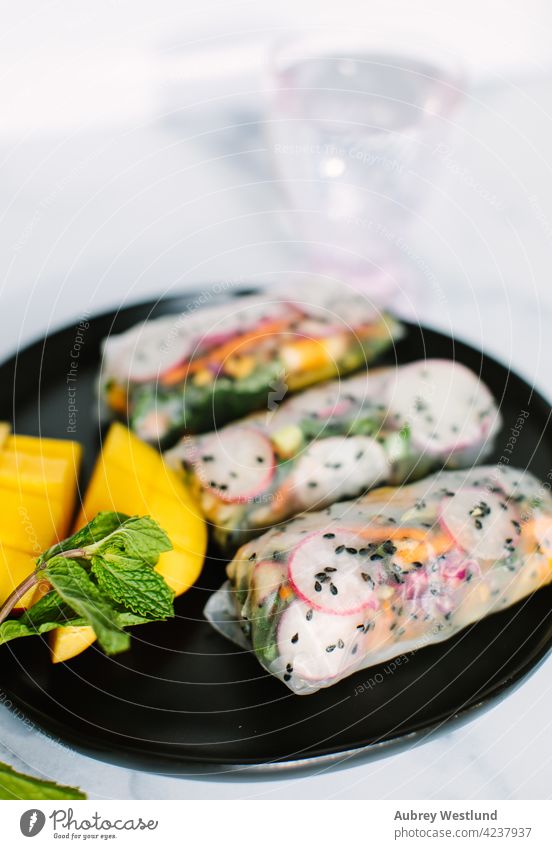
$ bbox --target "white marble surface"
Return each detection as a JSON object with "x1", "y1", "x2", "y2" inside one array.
[{"x1": 1, "y1": 66, "x2": 552, "y2": 800}]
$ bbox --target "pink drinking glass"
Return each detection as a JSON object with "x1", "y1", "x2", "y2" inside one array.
[{"x1": 267, "y1": 32, "x2": 464, "y2": 306}]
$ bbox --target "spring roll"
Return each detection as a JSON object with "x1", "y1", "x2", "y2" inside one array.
[
  {"x1": 166, "y1": 359, "x2": 501, "y2": 550},
  {"x1": 205, "y1": 465, "x2": 552, "y2": 694},
  {"x1": 100, "y1": 284, "x2": 400, "y2": 447}
]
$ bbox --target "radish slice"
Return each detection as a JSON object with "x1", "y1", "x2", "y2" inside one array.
[
  {"x1": 105, "y1": 318, "x2": 192, "y2": 383},
  {"x1": 438, "y1": 487, "x2": 521, "y2": 561},
  {"x1": 282, "y1": 371, "x2": 384, "y2": 421},
  {"x1": 384, "y1": 359, "x2": 500, "y2": 457},
  {"x1": 251, "y1": 560, "x2": 287, "y2": 605},
  {"x1": 103, "y1": 297, "x2": 301, "y2": 384},
  {"x1": 316, "y1": 399, "x2": 354, "y2": 419},
  {"x1": 291, "y1": 436, "x2": 389, "y2": 510},
  {"x1": 288, "y1": 530, "x2": 380, "y2": 615},
  {"x1": 283, "y1": 385, "x2": 354, "y2": 420},
  {"x1": 295, "y1": 318, "x2": 343, "y2": 338},
  {"x1": 276, "y1": 600, "x2": 368, "y2": 684},
  {"x1": 194, "y1": 426, "x2": 275, "y2": 503}
]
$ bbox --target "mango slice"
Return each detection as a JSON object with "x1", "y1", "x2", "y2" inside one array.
[
  {"x1": 51, "y1": 424, "x2": 207, "y2": 663},
  {"x1": 51, "y1": 626, "x2": 97, "y2": 664},
  {"x1": 3, "y1": 436, "x2": 82, "y2": 522},
  {"x1": 0, "y1": 487, "x2": 68, "y2": 553},
  {"x1": 0, "y1": 429, "x2": 81, "y2": 611},
  {"x1": 0, "y1": 545, "x2": 38, "y2": 609}
]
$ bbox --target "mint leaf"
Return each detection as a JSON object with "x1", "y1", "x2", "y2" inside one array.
[
  {"x1": 0, "y1": 591, "x2": 155, "y2": 647},
  {"x1": 0, "y1": 511, "x2": 176, "y2": 658},
  {"x1": 45, "y1": 559, "x2": 130, "y2": 655},
  {"x1": 91, "y1": 556, "x2": 174, "y2": 619},
  {"x1": 0, "y1": 591, "x2": 86, "y2": 645},
  {"x1": 38, "y1": 511, "x2": 130, "y2": 564},
  {"x1": 90, "y1": 516, "x2": 172, "y2": 566},
  {"x1": 20, "y1": 590, "x2": 79, "y2": 627},
  {"x1": 0, "y1": 617, "x2": 77, "y2": 645},
  {"x1": 0, "y1": 761, "x2": 86, "y2": 800}
]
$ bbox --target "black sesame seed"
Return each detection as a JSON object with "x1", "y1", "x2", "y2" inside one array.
[
  {"x1": 283, "y1": 673, "x2": 292, "y2": 682},
  {"x1": 330, "y1": 583, "x2": 338, "y2": 595},
  {"x1": 346, "y1": 546, "x2": 358, "y2": 555},
  {"x1": 337, "y1": 639, "x2": 345, "y2": 649},
  {"x1": 314, "y1": 581, "x2": 322, "y2": 592},
  {"x1": 291, "y1": 633, "x2": 299, "y2": 644},
  {"x1": 326, "y1": 644, "x2": 336, "y2": 653},
  {"x1": 256, "y1": 456, "x2": 265, "y2": 463},
  {"x1": 335, "y1": 544, "x2": 346, "y2": 554},
  {"x1": 308, "y1": 481, "x2": 318, "y2": 488},
  {"x1": 201, "y1": 455, "x2": 214, "y2": 462},
  {"x1": 306, "y1": 609, "x2": 313, "y2": 621},
  {"x1": 370, "y1": 553, "x2": 383, "y2": 561},
  {"x1": 248, "y1": 552, "x2": 257, "y2": 561},
  {"x1": 323, "y1": 532, "x2": 336, "y2": 539},
  {"x1": 324, "y1": 566, "x2": 337, "y2": 573},
  {"x1": 382, "y1": 541, "x2": 397, "y2": 555}
]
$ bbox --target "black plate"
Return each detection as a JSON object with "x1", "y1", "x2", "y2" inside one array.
[{"x1": 1, "y1": 292, "x2": 551, "y2": 777}]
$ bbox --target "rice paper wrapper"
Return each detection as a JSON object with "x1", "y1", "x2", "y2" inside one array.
[
  {"x1": 99, "y1": 281, "x2": 402, "y2": 446},
  {"x1": 204, "y1": 581, "x2": 252, "y2": 652},
  {"x1": 170, "y1": 359, "x2": 502, "y2": 552},
  {"x1": 203, "y1": 465, "x2": 552, "y2": 695}
]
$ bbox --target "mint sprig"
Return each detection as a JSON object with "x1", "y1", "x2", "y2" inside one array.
[
  {"x1": 0, "y1": 512, "x2": 174, "y2": 656},
  {"x1": 0, "y1": 761, "x2": 86, "y2": 800}
]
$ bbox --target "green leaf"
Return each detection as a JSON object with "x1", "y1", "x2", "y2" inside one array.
[
  {"x1": 20, "y1": 590, "x2": 80, "y2": 628},
  {"x1": 0, "y1": 761, "x2": 86, "y2": 800},
  {"x1": 45, "y1": 559, "x2": 130, "y2": 655},
  {"x1": 0, "y1": 591, "x2": 153, "y2": 648},
  {"x1": 91, "y1": 556, "x2": 174, "y2": 619},
  {"x1": 91, "y1": 516, "x2": 172, "y2": 566},
  {"x1": 0, "y1": 592, "x2": 86, "y2": 645},
  {"x1": 39, "y1": 511, "x2": 130, "y2": 564},
  {"x1": 0, "y1": 512, "x2": 175, "y2": 657}
]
